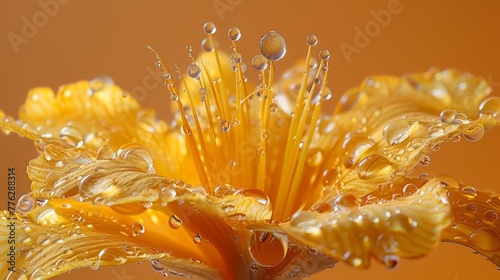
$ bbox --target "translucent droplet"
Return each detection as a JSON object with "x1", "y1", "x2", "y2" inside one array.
[
  {"x1": 462, "y1": 186, "x2": 477, "y2": 199},
  {"x1": 259, "y1": 31, "x2": 286, "y2": 61},
  {"x1": 383, "y1": 119, "x2": 416, "y2": 145},
  {"x1": 467, "y1": 228, "x2": 500, "y2": 251},
  {"x1": 120, "y1": 145, "x2": 155, "y2": 173},
  {"x1": 201, "y1": 38, "x2": 214, "y2": 52},
  {"x1": 306, "y1": 34, "x2": 318, "y2": 46},
  {"x1": 71, "y1": 213, "x2": 82, "y2": 222},
  {"x1": 203, "y1": 22, "x2": 217, "y2": 34},
  {"x1": 248, "y1": 232, "x2": 288, "y2": 267},
  {"x1": 228, "y1": 27, "x2": 241, "y2": 41},
  {"x1": 219, "y1": 120, "x2": 231, "y2": 132},
  {"x1": 402, "y1": 183, "x2": 418, "y2": 197},
  {"x1": 465, "y1": 203, "x2": 478, "y2": 213},
  {"x1": 440, "y1": 109, "x2": 457, "y2": 123},
  {"x1": 356, "y1": 154, "x2": 394, "y2": 180},
  {"x1": 194, "y1": 234, "x2": 202, "y2": 243},
  {"x1": 60, "y1": 126, "x2": 83, "y2": 148},
  {"x1": 451, "y1": 113, "x2": 470, "y2": 125},
  {"x1": 419, "y1": 154, "x2": 431, "y2": 166},
  {"x1": 484, "y1": 210, "x2": 498, "y2": 225},
  {"x1": 88, "y1": 76, "x2": 114, "y2": 96},
  {"x1": 168, "y1": 215, "x2": 183, "y2": 229},
  {"x1": 131, "y1": 223, "x2": 145, "y2": 237},
  {"x1": 382, "y1": 255, "x2": 400, "y2": 270},
  {"x1": 463, "y1": 123, "x2": 484, "y2": 142},
  {"x1": 96, "y1": 145, "x2": 116, "y2": 160},
  {"x1": 231, "y1": 53, "x2": 243, "y2": 64},
  {"x1": 78, "y1": 173, "x2": 110, "y2": 198},
  {"x1": 170, "y1": 93, "x2": 179, "y2": 102},
  {"x1": 187, "y1": 63, "x2": 201, "y2": 79},
  {"x1": 151, "y1": 259, "x2": 165, "y2": 272},
  {"x1": 341, "y1": 133, "x2": 375, "y2": 167},
  {"x1": 252, "y1": 54, "x2": 268, "y2": 71},
  {"x1": 17, "y1": 194, "x2": 35, "y2": 212},
  {"x1": 269, "y1": 103, "x2": 278, "y2": 112},
  {"x1": 319, "y1": 49, "x2": 330, "y2": 60},
  {"x1": 427, "y1": 125, "x2": 444, "y2": 137},
  {"x1": 479, "y1": 96, "x2": 500, "y2": 120},
  {"x1": 236, "y1": 188, "x2": 270, "y2": 206},
  {"x1": 221, "y1": 205, "x2": 235, "y2": 212}
]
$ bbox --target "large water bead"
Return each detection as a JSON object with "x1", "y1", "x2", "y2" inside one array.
[{"x1": 259, "y1": 31, "x2": 286, "y2": 61}]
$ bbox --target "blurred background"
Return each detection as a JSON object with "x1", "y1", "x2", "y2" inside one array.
[{"x1": 1, "y1": 0, "x2": 499, "y2": 279}]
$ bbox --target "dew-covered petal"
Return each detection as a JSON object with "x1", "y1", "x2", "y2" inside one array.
[
  {"x1": 318, "y1": 69, "x2": 495, "y2": 199},
  {"x1": 278, "y1": 178, "x2": 451, "y2": 269},
  {"x1": 0, "y1": 210, "x2": 223, "y2": 279},
  {"x1": 0, "y1": 80, "x2": 176, "y2": 178}
]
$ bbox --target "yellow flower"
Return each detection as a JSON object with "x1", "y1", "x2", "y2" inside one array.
[{"x1": 1, "y1": 22, "x2": 500, "y2": 279}]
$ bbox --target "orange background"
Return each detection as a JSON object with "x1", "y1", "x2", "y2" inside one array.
[{"x1": 1, "y1": 0, "x2": 500, "y2": 279}]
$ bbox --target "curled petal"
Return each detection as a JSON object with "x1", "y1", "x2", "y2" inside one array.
[{"x1": 280, "y1": 178, "x2": 451, "y2": 269}]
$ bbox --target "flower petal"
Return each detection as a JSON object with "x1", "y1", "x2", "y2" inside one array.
[
  {"x1": 0, "y1": 210, "x2": 223, "y2": 279},
  {"x1": 0, "y1": 80, "x2": 178, "y2": 178},
  {"x1": 280, "y1": 178, "x2": 451, "y2": 269},
  {"x1": 319, "y1": 69, "x2": 495, "y2": 199}
]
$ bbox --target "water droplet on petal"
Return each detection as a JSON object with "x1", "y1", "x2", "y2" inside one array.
[
  {"x1": 402, "y1": 183, "x2": 418, "y2": 197},
  {"x1": 357, "y1": 154, "x2": 394, "y2": 180},
  {"x1": 60, "y1": 126, "x2": 83, "y2": 148},
  {"x1": 17, "y1": 194, "x2": 35, "y2": 212},
  {"x1": 259, "y1": 31, "x2": 286, "y2": 61},
  {"x1": 467, "y1": 227, "x2": 500, "y2": 251},
  {"x1": 463, "y1": 123, "x2": 484, "y2": 142},
  {"x1": 383, "y1": 119, "x2": 416, "y2": 145},
  {"x1": 194, "y1": 234, "x2": 202, "y2": 243},
  {"x1": 461, "y1": 186, "x2": 477, "y2": 199},
  {"x1": 248, "y1": 232, "x2": 288, "y2": 267},
  {"x1": 484, "y1": 210, "x2": 498, "y2": 225},
  {"x1": 479, "y1": 96, "x2": 500, "y2": 120},
  {"x1": 341, "y1": 133, "x2": 375, "y2": 167},
  {"x1": 440, "y1": 109, "x2": 457, "y2": 123},
  {"x1": 131, "y1": 223, "x2": 145, "y2": 237},
  {"x1": 169, "y1": 215, "x2": 183, "y2": 229},
  {"x1": 96, "y1": 145, "x2": 116, "y2": 160}
]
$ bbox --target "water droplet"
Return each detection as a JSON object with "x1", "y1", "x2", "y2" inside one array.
[
  {"x1": 382, "y1": 255, "x2": 400, "y2": 270},
  {"x1": 170, "y1": 93, "x2": 179, "y2": 102},
  {"x1": 236, "y1": 188, "x2": 270, "y2": 206},
  {"x1": 219, "y1": 120, "x2": 231, "y2": 132},
  {"x1": 203, "y1": 22, "x2": 217, "y2": 34},
  {"x1": 314, "y1": 202, "x2": 332, "y2": 213},
  {"x1": 200, "y1": 37, "x2": 214, "y2": 52},
  {"x1": 427, "y1": 125, "x2": 444, "y2": 137},
  {"x1": 259, "y1": 31, "x2": 286, "y2": 61},
  {"x1": 341, "y1": 133, "x2": 375, "y2": 167},
  {"x1": 131, "y1": 223, "x2": 145, "y2": 237},
  {"x1": 451, "y1": 113, "x2": 470, "y2": 125},
  {"x1": 194, "y1": 234, "x2": 202, "y2": 243},
  {"x1": 268, "y1": 103, "x2": 278, "y2": 112},
  {"x1": 484, "y1": 210, "x2": 498, "y2": 225},
  {"x1": 55, "y1": 259, "x2": 66, "y2": 270},
  {"x1": 151, "y1": 259, "x2": 165, "y2": 272},
  {"x1": 17, "y1": 194, "x2": 35, "y2": 212},
  {"x1": 419, "y1": 154, "x2": 431, "y2": 166},
  {"x1": 479, "y1": 96, "x2": 500, "y2": 120},
  {"x1": 96, "y1": 145, "x2": 116, "y2": 160},
  {"x1": 467, "y1": 227, "x2": 500, "y2": 251},
  {"x1": 90, "y1": 261, "x2": 100, "y2": 270},
  {"x1": 319, "y1": 49, "x2": 330, "y2": 60},
  {"x1": 357, "y1": 154, "x2": 394, "y2": 180},
  {"x1": 187, "y1": 63, "x2": 201, "y2": 79},
  {"x1": 88, "y1": 76, "x2": 114, "y2": 96},
  {"x1": 248, "y1": 232, "x2": 288, "y2": 267},
  {"x1": 60, "y1": 126, "x2": 83, "y2": 148},
  {"x1": 252, "y1": 54, "x2": 268, "y2": 71},
  {"x1": 461, "y1": 186, "x2": 477, "y2": 199},
  {"x1": 119, "y1": 145, "x2": 155, "y2": 173},
  {"x1": 71, "y1": 213, "x2": 82, "y2": 222},
  {"x1": 440, "y1": 109, "x2": 457, "y2": 123},
  {"x1": 228, "y1": 27, "x2": 241, "y2": 41},
  {"x1": 306, "y1": 34, "x2": 318, "y2": 46},
  {"x1": 465, "y1": 203, "x2": 478, "y2": 213},
  {"x1": 221, "y1": 205, "x2": 235, "y2": 212},
  {"x1": 168, "y1": 215, "x2": 183, "y2": 229},
  {"x1": 402, "y1": 183, "x2": 418, "y2": 197},
  {"x1": 463, "y1": 123, "x2": 484, "y2": 142},
  {"x1": 231, "y1": 53, "x2": 243, "y2": 64},
  {"x1": 186, "y1": 45, "x2": 192, "y2": 52},
  {"x1": 213, "y1": 183, "x2": 236, "y2": 198},
  {"x1": 383, "y1": 119, "x2": 416, "y2": 145},
  {"x1": 78, "y1": 173, "x2": 111, "y2": 198}
]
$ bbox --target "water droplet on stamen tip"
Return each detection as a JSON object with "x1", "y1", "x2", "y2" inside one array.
[
  {"x1": 228, "y1": 27, "x2": 242, "y2": 41},
  {"x1": 252, "y1": 54, "x2": 268, "y2": 71},
  {"x1": 203, "y1": 22, "x2": 217, "y2": 34},
  {"x1": 201, "y1": 37, "x2": 214, "y2": 52},
  {"x1": 259, "y1": 31, "x2": 286, "y2": 61},
  {"x1": 306, "y1": 34, "x2": 318, "y2": 46},
  {"x1": 269, "y1": 103, "x2": 278, "y2": 112},
  {"x1": 319, "y1": 49, "x2": 330, "y2": 60},
  {"x1": 187, "y1": 63, "x2": 201, "y2": 79},
  {"x1": 231, "y1": 53, "x2": 243, "y2": 64}
]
